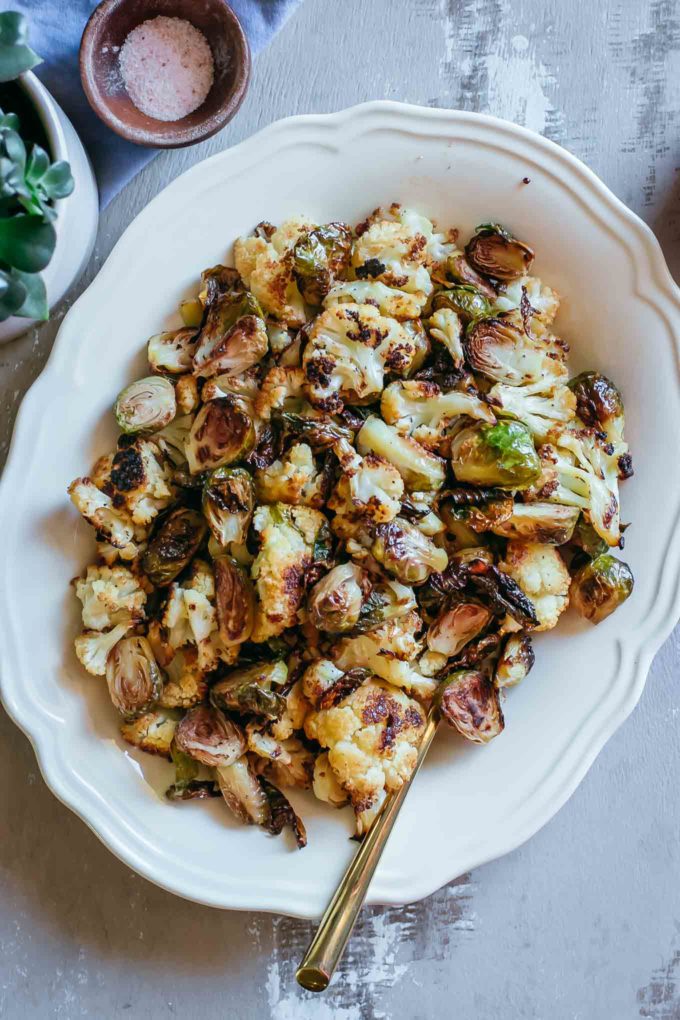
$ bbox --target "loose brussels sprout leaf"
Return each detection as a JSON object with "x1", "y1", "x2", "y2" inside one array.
[
  {"x1": 166, "y1": 739, "x2": 219, "y2": 800},
  {"x1": 166, "y1": 781, "x2": 219, "y2": 801},
  {"x1": 114, "y1": 376, "x2": 177, "y2": 435},
  {"x1": 451, "y1": 420, "x2": 541, "y2": 489},
  {"x1": 175, "y1": 705, "x2": 246, "y2": 766},
  {"x1": 495, "y1": 632, "x2": 535, "y2": 689},
  {"x1": 570, "y1": 553, "x2": 633, "y2": 624},
  {"x1": 260, "y1": 778, "x2": 307, "y2": 848},
  {"x1": 214, "y1": 556, "x2": 255, "y2": 646},
  {"x1": 317, "y1": 667, "x2": 371, "y2": 710},
  {"x1": 465, "y1": 224, "x2": 534, "y2": 280},
  {"x1": 571, "y1": 516, "x2": 609, "y2": 560},
  {"x1": 371, "y1": 518, "x2": 448, "y2": 584},
  {"x1": 568, "y1": 371, "x2": 625, "y2": 444},
  {"x1": 210, "y1": 660, "x2": 288, "y2": 720},
  {"x1": 446, "y1": 253, "x2": 498, "y2": 297},
  {"x1": 275, "y1": 411, "x2": 355, "y2": 450},
  {"x1": 436, "y1": 669, "x2": 504, "y2": 743},
  {"x1": 490, "y1": 502, "x2": 580, "y2": 545},
  {"x1": 354, "y1": 579, "x2": 416, "y2": 633},
  {"x1": 142, "y1": 507, "x2": 208, "y2": 586},
  {"x1": 432, "y1": 285, "x2": 492, "y2": 323},
  {"x1": 192, "y1": 289, "x2": 268, "y2": 379},
  {"x1": 156, "y1": 414, "x2": 194, "y2": 466},
  {"x1": 308, "y1": 562, "x2": 366, "y2": 633},
  {"x1": 466, "y1": 559, "x2": 539, "y2": 629},
  {"x1": 105, "y1": 635, "x2": 163, "y2": 719},
  {"x1": 293, "y1": 222, "x2": 353, "y2": 305},
  {"x1": 186, "y1": 397, "x2": 256, "y2": 474},
  {"x1": 147, "y1": 328, "x2": 197, "y2": 374},
  {"x1": 179, "y1": 298, "x2": 204, "y2": 328},
  {"x1": 202, "y1": 466, "x2": 255, "y2": 547},
  {"x1": 427, "y1": 599, "x2": 492, "y2": 657},
  {"x1": 216, "y1": 758, "x2": 270, "y2": 825}
]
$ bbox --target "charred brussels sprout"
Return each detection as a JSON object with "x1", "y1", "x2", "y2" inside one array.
[
  {"x1": 465, "y1": 223, "x2": 534, "y2": 281},
  {"x1": 451, "y1": 420, "x2": 540, "y2": 489},
  {"x1": 216, "y1": 758, "x2": 270, "y2": 825},
  {"x1": 568, "y1": 371, "x2": 625, "y2": 444},
  {"x1": 490, "y1": 502, "x2": 580, "y2": 545},
  {"x1": 371, "y1": 518, "x2": 448, "y2": 584},
  {"x1": 436, "y1": 669, "x2": 505, "y2": 743},
  {"x1": 446, "y1": 253, "x2": 498, "y2": 297},
  {"x1": 179, "y1": 298, "x2": 203, "y2": 328},
  {"x1": 174, "y1": 705, "x2": 246, "y2": 766},
  {"x1": 354, "y1": 579, "x2": 416, "y2": 633},
  {"x1": 293, "y1": 222, "x2": 352, "y2": 305},
  {"x1": 275, "y1": 412, "x2": 354, "y2": 450},
  {"x1": 186, "y1": 397, "x2": 255, "y2": 474},
  {"x1": 571, "y1": 516, "x2": 609, "y2": 560},
  {"x1": 427, "y1": 598, "x2": 492, "y2": 658},
  {"x1": 114, "y1": 376, "x2": 176, "y2": 435},
  {"x1": 570, "y1": 553, "x2": 633, "y2": 624},
  {"x1": 203, "y1": 466, "x2": 255, "y2": 547},
  {"x1": 432, "y1": 285, "x2": 492, "y2": 323},
  {"x1": 142, "y1": 507, "x2": 208, "y2": 586},
  {"x1": 166, "y1": 740, "x2": 219, "y2": 801},
  {"x1": 192, "y1": 288, "x2": 268, "y2": 379},
  {"x1": 147, "y1": 328, "x2": 196, "y2": 374},
  {"x1": 308, "y1": 562, "x2": 366, "y2": 633},
  {"x1": 213, "y1": 556, "x2": 255, "y2": 646},
  {"x1": 105, "y1": 636, "x2": 163, "y2": 718},
  {"x1": 464, "y1": 317, "x2": 555, "y2": 386},
  {"x1": 495, "y1": 633, "x2": 535, "y2": 689},
  {"x1": 210, "y1": 660, "x2": 288, "y2": 720}
]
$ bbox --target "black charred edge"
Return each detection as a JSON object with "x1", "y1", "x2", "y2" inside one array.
[
  {"x1": 355, "y1": 258, "x2": 386, "y2": 279},
  {"x1": 438, "y1": 485, "x2": 507, "y2": 509},
  {"x1": 260, "y1": 779, "x2": 307, "y2": 848},
  {"x1": 618, "y1": 452, "x2": 634, "y2": 479},
  {"x1": 166, "y1": 780, "x2": 220, "y2": 801},
  {"x1": 318, "y1": 667, "x2": 372, "y2": 710},
  {"x1": 244, "y1": 424, "x2": 280, "y2": 470},
  {"x1": 429, "y1": 562, "x2": 471, "y2": 596},
  {"x1": 470, "y1": 564, "x2": 539, "y2": 628},
  {"x1": 449, "y1": 631, "x2": 503, "y2": 670},
  {"x1": 519, "y1": 285, "x2": 537, "y2": 334},
  {"x1": 400, "y1": 496, "x2": 429, "y2": 521}
]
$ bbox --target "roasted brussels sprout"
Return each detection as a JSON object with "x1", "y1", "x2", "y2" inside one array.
[
  {"x1": 179, "y1": 298, "x2": 204, "y2": 328},
  {"x1": 214, "y1": 556, "x2": 255, "y2": 646},
  {"x1": 147, "y1": 328, "x2": 196, "y2": 374},
  {"x1": 308, "y1": 562, "x2": 366, "y2": 633},
  {"x1": 436, "y1": 669, "x2": 505, "y2": 743},
  {"x1": 451, "y1": 420, "x2": 541, "y2": 489},
  {"x1": 211, "y1": 660, "x2": 288, "y2": 719},
  {"x1": 216, "y1": 757, "x2": 270, "y2": 824},
  {"x1": 202, "y1": 466, "x2": 255, "y2": 547},
  {"x1": 114, "y1": 376, "x2": 176, "y2": 435},
  {"x1": 192, "y1": 288, "x2": 268, "y2": 379},
  {"x1": 142, "y1": 507, "x2": 208, "y2": 586},
  {"x1": 371, "y1": 518, "x2": 448, "y2": 584},
  {"x1": 105, "y1": 635, "x2": 163, "y2": 718},
  {"x1": 357, "y1": 416, "x2": 446, "y2": 491},
  {"x1": 185, "y1": 397, "x2": 256, "y2": 474},
  {"x1": 293, "y1": 222, "x2": 353, "y2": 305},
  {"x1": 490, "y1": 502, "x2": 580, "y2": 545},
  {"x1": 465, "y1": 223, "x2": 534, "y2": 281},
  {"x1": 260, "y1": 778, "x2": 307, "y2": 848},
  {"x1": 570, "y1": 553, "x2": 633, "y2": 624},
  {"x1": 432, "y1": 285, "x2": 492, "y2": 323},
  {"x1": 445, "y1": 253, "x2": 497, "y2": 297},
  {"x1": 427, "y1": 598, "x2": 492, "y2": 658},
  {"x1": 166, "y1": 740, "x2": 219, "y2": 801},
  {"x1": 174, "y1": 705, "x2": 246, "y2": 766},
  {"x1": 568, "y1": 371, "x2": 625, "y2": 444},
  {"x1": 495, "y1": 633, "x2": 535, "y2": 689},
  {"x1": 354, "y1": 579, "x2": 417, "y2": 633},
  {"x1": 275, "y1": 412, "x2": 355, "y2": 450},
  {"x1": 571, "y1": 516, "x2": 608, "y2": 560},
  {"x1": 465, "y1": 317, "x2": 566, "y2": 387}
]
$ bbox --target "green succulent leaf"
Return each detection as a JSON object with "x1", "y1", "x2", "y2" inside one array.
[
  {"x1": 0, "y1": 266, "x2": 26, "y2": 320},
  {"x1": 0, "y1": 214, "x2": 56, "y2": 272},
  {"x1": 0, "y1": 12, "x2": 42, "y2": 82},
  {"x1": 11, "y1": 266, "x2": 47, "y2": 319}
]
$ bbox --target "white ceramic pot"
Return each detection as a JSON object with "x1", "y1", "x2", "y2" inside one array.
[{"x1": 0, "y1": 72, "x2": 99, "y2": 345}]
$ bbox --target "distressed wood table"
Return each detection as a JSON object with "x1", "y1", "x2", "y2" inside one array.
[{"x1": 1, "y1": 1, "x2": 679, "y2": 1016}]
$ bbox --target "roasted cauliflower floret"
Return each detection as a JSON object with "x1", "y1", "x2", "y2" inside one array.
[
  {"x1": 74, "y1": 564, "x2": 146, "y2": 631},
  {"x1": 74, "y1": 622, "x2": 132, "y2": 677},
  {"x1": 254, "y1": 365, "x2": 306, "y2": 421},
  {"x1": 381, "y1": 379, "x2": 495, "y2": 453},
  {"x1": 93, "y1": 438, "x2": 173, "y2": 527},
  {"x1": 487, "y1": 379, "x2": 576, "y2": 442},
  {"x1": 68, "y1": 477, "x2": 136, "y2": 550},
  {"x1": 120, "y1": 707, "x2": 179, "y2": 758},
  {"x1": 304, "y1": 672, "x2": 426, "y2": 834},
  {"x1": 331, "y1": 611, "x2": 435, "y2": 700},
  {"x1": 357, "y1": 415, "x2": 446, "y2": 491},
  {"x1": 312, "y1": 751, "x2": 349, "y2": 807},
  {"x1": 324, "y1": 279, "x2": 423, "y2": 320},
  {"x1": 352, "y1": 208, "x2": 434, "y2": 312},
  {"x1": 500, "y1": 540, "x2": 570, "y2": 632},
  {"x1": 252, "y1": 737, "x2": 315, "y2": 790},
  {"x1": 494, "y1": 275, "x2": 560, "y2": 325},
  {"x1": 250, "y1": 503, "x2": 326, "y2": 641},
  {"x1": 328, "y1": 438, "x2": 403, "y2": 524},
  {"x1": 161, "y1": 559, "x2": 238, "y2": 671},
  {"x1": 158, "y1": 647, "x2": 207, "y2": 709},
  {"x1": 234, "y1": 217, "x2": 313, "y2": 326},
  {"x1": 426, "y1": 307, "x2": 465, "y2": 368},
  {"x1": 255, "y1": 443, "x2": 325, "y2": 507},
  {"x1": 303, "y1": 303, "x2": 418, "y2": 412}
]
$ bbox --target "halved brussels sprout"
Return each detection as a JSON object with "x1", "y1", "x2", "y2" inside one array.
[
  {"x1": 260, "y1": 778, "x2": 307, "y2": 848},
  {"x1": 156, "y1": 414, "x2": 193, "y2": 466},
  {"x1": 210, "y1": 660, "x2": 288, "y2": 720},
  {"x1": 166, "y1": 739, "x2": 219, "y2": 800},
  {"x1": 216, "y1": 757, "x2": 270, "y2": 824},
  {"x1": 202, "y1": 466, "x2": 255, "y2": 547},
  {"x1": 308, "y1": 562, "x2": 366, "y2": 633},
  {"x1": 490, "y1": 502, "x2": 580, "y2": 545},
  {"x1": 275, "y1": 412, "x2": 355, "y2": 450},
  {"x1": 445, "y1": 253, "x2": 498, "y2": 297},
  {"x1": 436, "y1": 669, "x2": 504, "y2": 743},
  {"x1": 465, "y1": 224, "x2": 534, "y2": 281},
  {"x1": 142, "y1": 507, "x2": 208, "y2": 586},
  {"x1": 568, "y1": 371, "x2": 625, "y2": 444},
  {"x1": 570, "y1": 553, "x2": 633, "y2": 624},
  {"x1": 495, "y1": 632, "x2": 535, "y2": 688},
  {"x1": 192, "y1": 289, "x2": 268, "y2": 379},
  {"x1": 174, "y1": 705, "x2": 246, "y2": 766},
  {"x1": 465, "y1": 316, "x2": 563, "y2": 387},
  {"x1": 147, "y1": 328, "x2": 197, "y2": 374},
  {"x1": 427, "y1": 598, "x2": 492, "y2": 658},
  {"x1": 371, "y1": 518, "x2": 448, "y2": 584},
  {"x1": 571, "y1": 516, "x2": 608, "y2": 560},
  {"x1": 185, "y1": 397, "x2": 256, "y2": 474},
  {"x1": 354, "y1": 579, "x2": 417, "y2": 633},
  {"x1": 114, "y1": 376, "x2": 177, "y2": 435},
  {"x1": 432, "y1": 285, "x2": 492, "y2": 323},
  {"x1": 105, "y1": 635, "x2": 163, "y2": 718},
  {"x1": 179, "y1": 298, "x2": 204, "y2": 328},
  {"x1": 451, "y1": 420, "x2": 540, "y2": 489},
  {"x1": 214, "y1": 556, "x2": 255, "y2": 646},
  {"x1": 293, "y1": 222, "x2": 353, "y2": 305}
]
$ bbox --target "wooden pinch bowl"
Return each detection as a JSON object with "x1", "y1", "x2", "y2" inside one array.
[{"x1": 79, "y1": 0, "x2": 251, "y2": 148}]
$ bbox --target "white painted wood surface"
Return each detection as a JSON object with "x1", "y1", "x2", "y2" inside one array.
[{"x1": 1, "y1": 1, "x2": 679, "y2": 1016}]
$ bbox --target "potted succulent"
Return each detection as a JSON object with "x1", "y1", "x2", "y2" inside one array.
[{"x1": 0, "y1": 12, "x2": 98, "y2": 343}]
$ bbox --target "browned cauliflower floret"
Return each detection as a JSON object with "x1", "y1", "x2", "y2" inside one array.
[
  {"x1": 380, "y1": 379, "x2": 495, "y2": 453},
  {"x1": 351, "y1": 210, "x2": 433, "y2": 311},
  {"x1": 120, "y1": 708, "x2": 179, "y2": 758},
  {"x1": 158, "y1": 647, "x2": 207, "y2": 709},
  {"x1": 500, "y1": 541, "x2": 570, "y2": 632},
  {"x1": 327, "y1": 438, "x2": 403, "y2": 524},
  {"x1": 161, "y1": 559, "x2": 238, "y2": 671},
  {"x1": 255, "y1": 443, "x2": 326, "y2": 508},
  {"x1": 331, "y1": 611, "x2": 436, "y2": 700},
  {"x1": 92, "y1": 438, "x2": 173, "y2": 527},
  {"x1": 74, "y1": 564, "x2": 146, "y2": 631},
  {"x1": 254, "y1": 365, "x2": 306, "y2": 421},
  {"x1": 234, "y1": 218, "x2": 313, "y2": 326},
  {"x1": 304, "y1": 667, "x2": 425, "y2": 834},
  {"x1": 68, "y1": 477, "x2": 136, "y2": 551}
]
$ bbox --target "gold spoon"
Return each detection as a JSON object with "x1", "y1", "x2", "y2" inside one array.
[{"x1": 296, "y1": 709, "x2": 439, "y2": 991}]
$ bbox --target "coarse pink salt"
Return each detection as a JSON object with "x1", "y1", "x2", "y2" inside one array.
[{"x1": 119, "y1": 16, "x2": 214, "y2": 122}]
